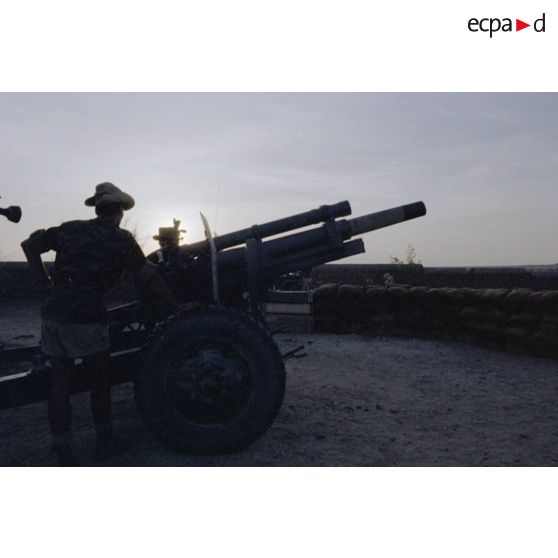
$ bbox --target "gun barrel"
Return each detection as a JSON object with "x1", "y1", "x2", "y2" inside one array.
[
  {"x1": 243, "y1": 201, "x2": 427, "y2": 260},
  {"x1": 216, "y1": 201, "x2": 427, "y2": 275},
  {"x1": 346, "y1": 201, "x2": 426, "y2": 237},
  {"x1": 181, "y1": 200, "x2": 351, "y2": 256}
]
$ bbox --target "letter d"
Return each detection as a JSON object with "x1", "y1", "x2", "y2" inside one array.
[{"x1": 534, "y1": 13, "x2": 545, "y2": 32}]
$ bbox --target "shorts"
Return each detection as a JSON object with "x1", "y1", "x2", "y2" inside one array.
[{"x1": 41, "y1": 320, "x2": 110, "y2": 359}]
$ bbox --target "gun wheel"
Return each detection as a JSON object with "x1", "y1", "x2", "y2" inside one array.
[{"x1": 134, "y1": 306, "x2": 285, "y2": 454}]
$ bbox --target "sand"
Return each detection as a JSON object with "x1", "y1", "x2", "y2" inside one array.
[{"x1": 1, "y1": 300, "x2": 558, "y2": 466}]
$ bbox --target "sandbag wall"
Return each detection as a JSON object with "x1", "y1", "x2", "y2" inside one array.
[
  {"x1": 313, "y1": 284, "x2": 558, "y2": 359},
  {"x1": 311, "y1": 264, "x2": 558, "y2": 290}
]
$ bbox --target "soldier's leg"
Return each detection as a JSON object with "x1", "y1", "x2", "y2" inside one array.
[
  {"x1": 48, "y1": 356, "x2": 74, "y2": 446},
  {"x1": 42, "y1": 320, "x2": 76, "y2": 465},
  {"x1": 57, "y1": 322, "x2": 111, "y2": 435},
  {"x1": 85, "y1": 349, "x2": 112, "y2": 435},
  {"x1": 87, "y1": 350, "x2": 127, "y2": 460}
]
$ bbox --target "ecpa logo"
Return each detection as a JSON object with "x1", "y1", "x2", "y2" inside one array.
[{"x1": 468, "y1": 13, "x2": 546, "y2": 37}]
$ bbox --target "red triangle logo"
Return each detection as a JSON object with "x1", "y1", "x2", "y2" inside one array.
[{"x1": 516, "y1": 19, "x2": 530, "y2": 31}]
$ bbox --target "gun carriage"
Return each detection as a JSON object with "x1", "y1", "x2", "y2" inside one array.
[{"x1": 0, "y1": 200, "x2": 426, "y2": 453}]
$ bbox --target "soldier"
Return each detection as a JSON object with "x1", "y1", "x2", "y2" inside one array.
[
  {"x1": 21, "y1": 182, "x2": 179, "y2": 466},
  {"x1": 148, "y1": 219, "x2": 184, "y2": 272}
]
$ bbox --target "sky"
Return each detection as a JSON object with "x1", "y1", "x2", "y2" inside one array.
[{"x1": 0, "y1": 93, "x2": 556, "y2": 266}]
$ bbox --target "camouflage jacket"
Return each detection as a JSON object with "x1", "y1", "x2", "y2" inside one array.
[{"x1": 27, "y1": 216, "x2": 146, "y2": 323}]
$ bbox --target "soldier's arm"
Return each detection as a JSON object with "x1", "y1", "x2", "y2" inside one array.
[
  {"x1": 136, "y1": 261, "x2": 181, "y2": 310},
  {"x1": 20, "y1": 228, "x2": 58, "y2": 286},
  {"x1": 123, "y1": 235, "x2": 181, "y2": 311}
]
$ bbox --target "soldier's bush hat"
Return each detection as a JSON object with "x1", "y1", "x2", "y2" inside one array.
[
  {"x1": 85, "y1": 182, "x2": 135, "y2": 210},
  {"x1": 153, "y1": 227, "x2": 178, "y2": 241}
]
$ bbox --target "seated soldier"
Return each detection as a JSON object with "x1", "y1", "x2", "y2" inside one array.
[{"x1": 148, "y1": 219, "x2": 184, "y2": 272}]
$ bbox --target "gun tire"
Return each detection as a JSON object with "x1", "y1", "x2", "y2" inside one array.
[{"x1": 134, "y1": 306, "x2": 285, "y2": 454}]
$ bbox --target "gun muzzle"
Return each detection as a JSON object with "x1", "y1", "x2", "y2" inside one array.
[
  {"x1": 0, "y1": 206, "x2": 22, "y2": 223},
  {"x1": 346, "y1": 201, "x2": 426, "y2": 237}
]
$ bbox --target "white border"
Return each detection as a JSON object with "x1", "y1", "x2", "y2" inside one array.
[
  {"x1": 2, "y1": 468, "x2": 557, "y2": 558},
  {"x1": 1, "y1": 2, "x2": 556, "y2": 556},
  {"x1": 0, "y1": 1, "x2": 555, "y2": 91}
]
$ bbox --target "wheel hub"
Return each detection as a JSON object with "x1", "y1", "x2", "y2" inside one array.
[{"x1": 167, "y1": 348, "x2": 252, "y2": 424}]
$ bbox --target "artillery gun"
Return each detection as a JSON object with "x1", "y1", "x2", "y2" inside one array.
[{"x1": 0, "y1": 200, "x2": 426, "y2": 454}]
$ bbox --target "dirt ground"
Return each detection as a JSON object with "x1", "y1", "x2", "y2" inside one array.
[{"x1": 1, "y1": 300, "x2": 558, "y2": 467}]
